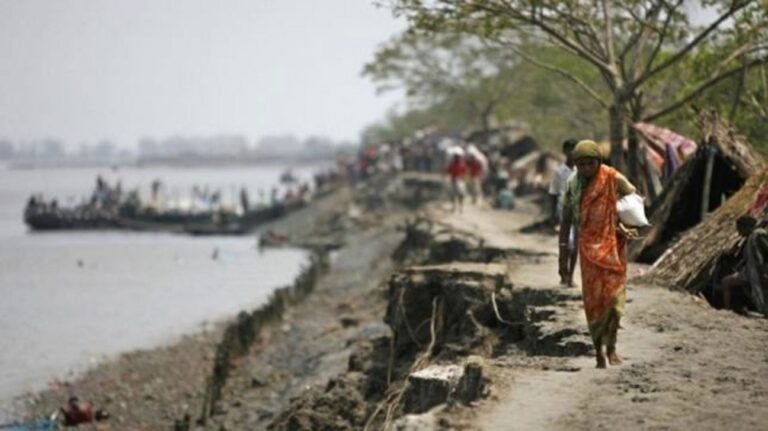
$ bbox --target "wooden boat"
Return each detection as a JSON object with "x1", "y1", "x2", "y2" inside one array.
[
  {"x1": 25, "y1": 198, "x2": 309, "y2": 238},
  {"x1": 113, "y1": 208, "x2": 216, "y2": 233},
  {"x1": 24, "y1": 208, "x2": 119, "y2": 230},
  {"x1": 279, "y1": 169, "x2": 298, "y2": 184},
  {"x1": 183, "y1": 200, "x2": 308, "y2": 236}
]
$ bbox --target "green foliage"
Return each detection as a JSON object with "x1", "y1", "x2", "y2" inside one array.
[
  {"x1": 661, "y1": 59, "x2": 768, "y2": 157},
  {"x1": 381, "y1": 1, "x2": 767, "y2": 162},
  {"x1": 366, "y1": 1, "x2": 768, "y2": 161},
  {"x1": 640, "y1": 5, "x2": 768, "y2": 157},
  {"x1": 362, "y1": 30, "x2": 519, "y2": 131},
  {"x1": 494, "y1": 44, "x2": 610, "y2": 146},
  {"x1": 361, "y1": 36, "x2": 608, "y2": 149}
]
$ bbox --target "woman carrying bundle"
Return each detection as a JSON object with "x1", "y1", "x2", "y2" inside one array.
[{"x1": 558, "y1": 140, "x2": 637, "y2": 368}]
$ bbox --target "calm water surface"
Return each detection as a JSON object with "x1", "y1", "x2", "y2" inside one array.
[{"x1": 0, "y1": 165, "x2": 314, "y2": 418}]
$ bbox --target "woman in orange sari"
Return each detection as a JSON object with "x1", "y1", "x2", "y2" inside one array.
[{"x1": 559, "y1": 140, "x2": 636, "y2": 368}]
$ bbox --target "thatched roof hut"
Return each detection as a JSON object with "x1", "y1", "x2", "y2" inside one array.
[
  {"x1": 630, "y1": 111, "x2": 765, "y2": 263},
  {"x1": 640, "y1": 148, "x2": 767, "y2": 297}
]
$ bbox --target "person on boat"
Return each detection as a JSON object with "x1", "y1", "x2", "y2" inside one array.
[
  {"x1": 240, "y1": 187, "x2": 250, "y2": 213},
  {"x1": 256, "y1": 188, "x2": 267, "y2": 209},
  {"x1": 718, "y1": 215, "x2": 768, "y2": 316},
  {"x1": 559, "y1": 140, "x2": 636, "y2": 369},
  {"x1": 107, "y1": 180, "x2": 122, "y2": 208},
  {"x1": 25, "y1": 195, "x2": 39, "y2": 215},
  {"x1": 150, "y1": 179, "x2": 162, "y2": 205},
  {"x1": 270, "y1": 187, "x2": 279, "y2": 207}
]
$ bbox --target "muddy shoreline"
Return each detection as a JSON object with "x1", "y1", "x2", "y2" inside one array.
[{"x1": 20, "y1": 173, "x2": 424, "y2": 429}]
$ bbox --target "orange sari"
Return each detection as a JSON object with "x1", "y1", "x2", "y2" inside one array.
[{"x1": 578, "y1": 165, "x2": 627, "y2": 347}]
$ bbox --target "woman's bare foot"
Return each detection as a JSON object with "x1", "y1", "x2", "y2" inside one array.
[
  {"x1": 596, "y1": 355, "x2": 607, "y2": 369},
  {"x1": 595, "y1": 345, "x2": 607, "y2": 369},
  {"x1": 607, "y1": 348, "x2": 623, "y2": 366}
]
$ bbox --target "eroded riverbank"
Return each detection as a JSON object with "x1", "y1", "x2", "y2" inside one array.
[{"x1": 22, "y1": 172, "x2": 768, "y2": 430}]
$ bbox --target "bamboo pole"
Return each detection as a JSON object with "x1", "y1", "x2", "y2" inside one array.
[{"x1": 701, "y1": 140, "x2": 717, "y2": 220}]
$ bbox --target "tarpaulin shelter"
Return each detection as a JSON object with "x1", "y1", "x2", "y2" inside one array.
[
  {"x1": 623, "y1": 122, "x2": 697, "y2": 200},
  {"x1": 631, "y1": 111, "x2": 766, "y2": 265},
  {"x1": 634, "y1": 122, "x2": 698, "y2": 178}
]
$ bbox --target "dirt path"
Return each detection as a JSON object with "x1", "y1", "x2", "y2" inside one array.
[{"x1": 434, "y1": 202, "x2": 768, "y2": 431}]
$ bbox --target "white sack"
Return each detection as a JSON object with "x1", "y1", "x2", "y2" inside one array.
[
  {"x1": 616, "y1": 193, "x2": 650, "y2": 227},
  {"x1": 446, "y1": 146, "x2": 465, "y2": 157},
  {"x1": 467, "y1": 144, "x2": 489, "y2": 171}
]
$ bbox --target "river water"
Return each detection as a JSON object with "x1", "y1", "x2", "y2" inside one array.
[{"x1": 0, "y1": 164, "x2": 313, "y2": 419}]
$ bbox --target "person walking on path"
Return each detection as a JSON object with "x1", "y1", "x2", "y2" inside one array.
[
  {"x1": 466, "y1": 153, "x2": 484, "y2": 205},
  {"x1": 549, "y1": 139, "x2": 577, "y2": 225},
  {"x1": 550, "y1": 138, "x2": 578, "y2": 286},
  {"x1": 446, "y1": 154, "x2": 467, "y2": 213},
  {"x1": 558, "y1": 140, "x2": 636, "y2": 369}
]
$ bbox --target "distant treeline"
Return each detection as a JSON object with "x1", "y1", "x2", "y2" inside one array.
[{"x1": 0, "y1": 133, "x2": 358, "y2": 163}]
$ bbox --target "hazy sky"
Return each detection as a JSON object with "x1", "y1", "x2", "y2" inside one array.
[{"x1": 0, "y1": 0, "x2": 405, "y2": 147}]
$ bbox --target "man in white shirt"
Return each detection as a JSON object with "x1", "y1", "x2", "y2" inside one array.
[
  {"x1": 549, "y1": 138, "x2": 578, "y2": 286},
  {"x1": 549, "y1": 139, "x2": 577, "y2": 225}
]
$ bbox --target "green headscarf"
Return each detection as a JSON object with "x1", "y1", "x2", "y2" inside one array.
[
  {"x1": 572, "y1": 139, "x2": 601, "y2": 160},
  {"x1": 567, "y1": 140, "x2": 601, "y2": 224}
]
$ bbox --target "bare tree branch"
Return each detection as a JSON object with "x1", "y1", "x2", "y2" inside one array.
[
  {"x1": 762, "y1": 63, "x2": 768, "y2": 101},
  {"x1": 635, "y1": 0, "x2": 750, "y2": 89},
  {"x1": 601, "y1": 0, "x2": 617, "y2": 77},
  {"x1": 490, "y1": 0, "x2": 614, "y2": 73},
  {"x1": 617, "y1": 1, "x2": 664, "y2": 62},
  {"x1": 636, "y1": 0, "x2": 685, "y2": 82},
  {"x1": 503, "y1": 42, "x2": 609, "y2": 109},
  {"x1": 550, "y1": 5, "x2": 607, "y2": 61},
  {"x1": 728, "y1": 58, "x2": 748, "y2": 121},
  {"x1": 712, "y1": 39, "x2": 760, "y2": 77},
  {"x1": 744, "y1": 91, "x2": 768, "y2": 120},
  {"x1": 644, "y1": 55, "x2": 768, "y2": 121}
]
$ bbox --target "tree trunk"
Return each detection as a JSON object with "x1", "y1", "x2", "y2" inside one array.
[
  {"x1": 627, "y1": 126, "x2": 640, "y2": 185},
  {"x1": 479, "y1": 102, "x2": 495, "y2": 135},
  {"x1": 626, "y1": 96, "x2": 645, "y2": 188},
  {"x1": 608, "y1": 99, "x2": 626, "y2": 172},
  {"x1": 701, "y1": 142, "x2": 717, "y2": 220},
  {"x1": 472, "y1": 102, "x2": 495, "y2": 146}
]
